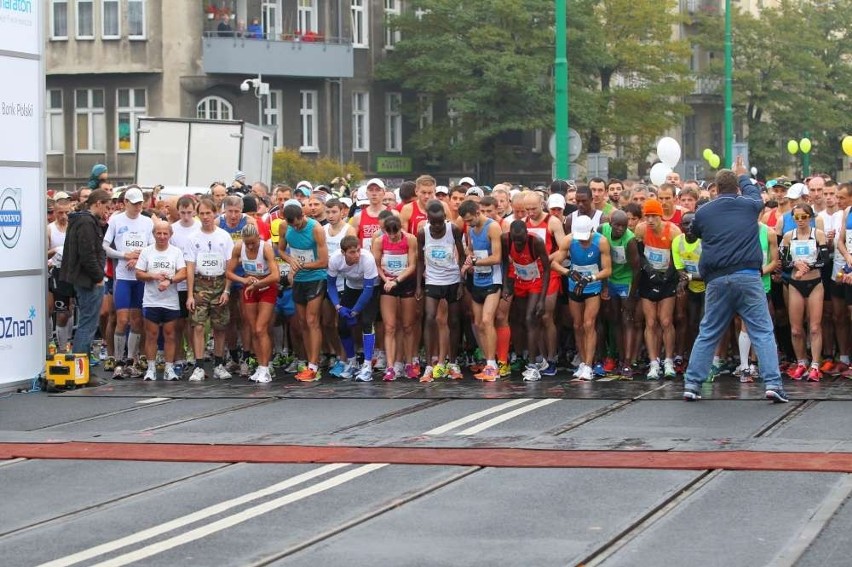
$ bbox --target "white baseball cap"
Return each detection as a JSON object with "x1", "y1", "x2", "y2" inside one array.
[
  {"x1": 436, "y1": 185, "x2": 449, "y2": 195},
  {"x1": 356, "y1": 186, "x2": 369, "y2": 206},
  {"x1": 366, "y1": 178, "x2": 386, "y2": 191},
  {"x1": 572, "y1": 215, "x2": 594, "y2": 241},
  {"x1": 458, "y1": 176, "x2": 476, "y2": 187},
  {"x1": 53, "y1": 191, "x2": 71, "y2": 201},
  {"x1": 786, "y1": 183, "x2": 808, "y2": 200},
  {"x1": 547, "y1": 193, "x2": 566, "y2": 210},
  {"x1": 124, "y1": 187, "x2": 144, "y2": 204},
  {"x1": 465, "y1": 187, "x2": 484, "y2": 198},
  {"x1": 339, "y1": 197, "x2": 353, "y2": 208}
]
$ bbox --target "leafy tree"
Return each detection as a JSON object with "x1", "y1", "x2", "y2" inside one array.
[{"x1": 272, "y1": 148, "x2": 363, "y2": 188}]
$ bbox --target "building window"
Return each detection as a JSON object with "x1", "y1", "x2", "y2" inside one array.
[
  {"x1": 50, "y1": 0, "x2": 68, "y2": 39},
  {"x1": 117, "y1": 88, "x2": 146, "y2": 153},
  {"x1": 196, "y1": 96, "x2": 233, "y2": 120},
  {"x1": 46, "y1": 90, "x2": 64, "y2": 154},
  {"x1": 351, "y1": 0, "x2": 367, "y2": 47},
  {"x1": 76, "y1": 0, "x2": 94, "y2": 39},
  {"x1": 532, "y1": 128, "x2": 543, "y2": 153},
  {"x1": 128, "y1": 0, "x2": 146, "y2": 39},
  {"x1": 385, "y1": 92, "x2": 402, "y2": 152},
  {"x1": 448, "y1": 96, "x2": 461, "y2": 145},
  {"x1": 298, "y1": 0, "x2": 317, "y2": 34},
  {"x1": 262, "y1": 90, "x2": 284, "y2": 148},
  {"x1": 352, "y1": 91, "x2": 370, "y2": 152},
  {"x1": 75, "y1": 89, "x2": 105, "y2": 152},
  {"x1": 384, "y1": 0, "x2": 401, "y2": 49},
  {"x1": 101, "y1": 0, "x2": 120, "y2": 39},
  {"x1": 418, "y1": 94, "x2": 432, "y2": 131},
  {"x1": 300, "y1": 90, "x2": 319, "y2": 152},
  {"x1": 262, "y1": 0, "x2": 282, "y2": 38}
]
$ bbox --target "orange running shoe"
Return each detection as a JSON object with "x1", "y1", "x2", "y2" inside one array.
[
  {"x1": 295, "y1": 367, "x2": 320, "y2": 382},
  {"x1": 820, "y1": 360, "x2": 835, "y2": 373},
  {"x1": 474, "y1": 366, "x2": 499, "y2": 382}
]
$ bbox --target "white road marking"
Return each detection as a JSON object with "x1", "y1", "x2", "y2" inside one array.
[
  {"x1": 88, "y1": 464, "x2": 387, "y2": 567},
  {"x1": 455, "y1": 399, "x2": 560, "y2": 435},
  {"x1": 135, "y1": 397, "x2": 171, "y2": 404},
  {"x1": 422, "y1": 399, "x2": 533, "y2": 435},
  {"x1": 37, "y1": 463, "x2": 350, "y2": 567}
]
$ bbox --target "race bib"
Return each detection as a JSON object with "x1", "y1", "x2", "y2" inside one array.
[
  {"x1": 427, "y1": 245, "x2": 454, "y2": 267},
  {"x1": 291, "y1": 247, "x2": 316, "y2": 264},
  {"x1": 611, "y1": 245, "x2": 626, "y2": 265},
  {"x1": 123, "y1": 231, "x2": 145, "y2": 250},
  {"x1": 528, "y1": 227, "x2": 547, "y2": 243},
  {"x1": 383, "y1": 253, "x2": 408, "y2": 276},
  {"x1": 645, "y1": 246, "x2": 671, "y2": 270},
  {"x1": 197, "y1": 252, "x2": 224, "y2": 276},
  {"x1": 573, "y1": 263, "x2": 599, "y2": 279},
  {"x1": 473, "y1": 250, "x2": 492, "y2": 274},
  {"x1": 791, "y1": 240, "x2": 817, "y2": 263},
  {"x1": 513, "y1": 261, "x2": 540, "y2": 282},
  {"x1": 151, "y1": 257, "x2": 175, "y2": 278},
  {"x1": 683, "y1": 260, "x2": 700, "y2": 275}
]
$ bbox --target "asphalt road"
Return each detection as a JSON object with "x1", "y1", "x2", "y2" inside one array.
[{"x1": 2, "y1": 371, "x2": 852, "y2": 566}]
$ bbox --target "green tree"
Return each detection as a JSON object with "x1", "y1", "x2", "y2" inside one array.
[{"x1": 271, "y1": 148, "x2": 364, "y2": 188}]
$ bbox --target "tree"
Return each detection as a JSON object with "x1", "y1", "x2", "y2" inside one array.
[{"x1": 271, "y1": 148, "x2": 363, "y2": 188}]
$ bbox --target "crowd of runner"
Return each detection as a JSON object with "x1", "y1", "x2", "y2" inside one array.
[{"x1": 46, "y1": 164, "x2": 852, "y2": 384}]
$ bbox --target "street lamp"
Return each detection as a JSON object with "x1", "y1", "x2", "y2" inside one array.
[
  {"x1": 240, "y1": 75, "x2": 269, "y2": 126},
  {"x1": 554, "y1": 0, "x2": 568, "y2": 179},
  {"x1": 786, "y1": 136, "x2": 812, "y2": 177},
  {"x1": 724, "y1": 0, "x2": 733, "y2": 168}
]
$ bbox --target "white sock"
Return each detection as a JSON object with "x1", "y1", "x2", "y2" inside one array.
[
  {"x1": 114, "y1": 333, "x2": 127, "y2": 361},
  {"x1": 258, "y1": 365, "x2": 268, "y2": 373},
  {"x1": 487, "y1": 359, "x2": 497, "y2": 368},
  {"x1": 165, "y1": 362, "x2": 174, "y2": 372},
  {"x1": 394, "y1": 361, "x2": 404, "y2": 372},
  {"x1": 738, "y1": 331, "x2": 751, "y2": 370},
  {"x1": 127, "y1": 332, "x2": 142, "y2": 360},
  {"x1": 147, "y1": 360, "x2": 155, "y2": 371}
]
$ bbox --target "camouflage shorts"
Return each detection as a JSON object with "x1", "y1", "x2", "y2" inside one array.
[{"x1": 191, "y1": 276, "x2": 230, "y2": 330}]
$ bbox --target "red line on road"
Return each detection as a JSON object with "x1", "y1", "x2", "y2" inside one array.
[{"x1": 3, "y1": 442, "x2": 852, "y2": 472}]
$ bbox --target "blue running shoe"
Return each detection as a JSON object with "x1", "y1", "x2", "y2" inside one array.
[
  {"x1": 593, "y1": 363, "x2": 606, "y2": 377},
  {"x1": 540, "y1": 361, "x2": 557, "y2": 376},
  {"x1": 765, "y1": 388, "x2": 789, "y2": 403},
  {"x1": 328, "y1": 360, "x2": 346, "y2": 378}
]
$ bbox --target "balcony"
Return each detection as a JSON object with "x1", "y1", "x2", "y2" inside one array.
[
  {"x1": 682, "y1": 0, "x2": 720, "y2": 14},
  {"x1": 693, "y1": 76, "x2": 721, "y2": 96},
  {"x1": 202, "y1": 33, "x2": 354, "y2": 78}
]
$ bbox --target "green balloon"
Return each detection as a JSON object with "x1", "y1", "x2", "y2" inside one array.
[
  {"x1": 799, "y1": 138, "x2": 812, "y2": 154},
  {"x1": 703, "y1": 148, "x2": 713, "y2": 161},
  {"x1": 709, "y1": 154, "x2": 721, "y2": 169},
  {"x1": 787, "y1": 140, "x2": 799, "y2": 155}
]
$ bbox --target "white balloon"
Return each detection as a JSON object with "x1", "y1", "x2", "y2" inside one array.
[
  {"x1": 649, "y1": 162, "x2": 672, "y2": 186},
  {"x1": 750, "y1": 166, "x2": 758, "y2": 176},
  {"x1": 656, "y1": 137, "x2": 682, "y2": 168}
]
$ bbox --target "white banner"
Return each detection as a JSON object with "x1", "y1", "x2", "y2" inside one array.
[
  {"x1": 0, "y1": 0, "x2": 38, "y2": 55},
  {"x1": 0, "y1": 274, "x2": 45, "y2": 382},
  {"x1": 0, "y1": 57, "x2": 40, "y2": 163},
  {"x1": 0, "y1": 166, "x2": 41, "y2": 271}
]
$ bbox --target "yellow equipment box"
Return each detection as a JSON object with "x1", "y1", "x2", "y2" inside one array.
[{"x1": 44, "y1": 353, "x2": 90, "y2": 390}]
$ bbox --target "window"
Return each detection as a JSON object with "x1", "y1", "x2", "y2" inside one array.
[
  {"x1": 101, "y1": 0, "x2": 119, "y2": 39},
  {"x1": 262, "y1": 90, "x2": 284, "y2": 148},
  {"x1": 418, "y1": 94, "x2": 432, "y2": 131},
  {"x1": 75, "y1": 89, "x2": 105, "y2": 152},
  {"x1": 384, "y1": 0, "x2": 401, "y2": 49},
  {"x1": 300, "y1": 90, "x2": 319, "y2": 152},
  {"x1": 298, "y1": 0, "x2": 317, "y2": 34},
  {"x1": 50, "y1": 0, "x2": 68, "y2": 39},
  {"x1": 532, "y1": 128, "x2": 543, "y2": 153},
  {"x1": 116, "y1": 88, "x2": 146, "y2": 152},
  {"x1": 128, "y1": 0, "x2": 146, "y2": 39},
  {"x1": 76, "y1": 0, "x2": 94, "y2": 39},
  {"x1": 262, "y1": 0, "x2": 282, "y2": 38},
  {"x1": 385, "y1": 92, "x2": 402, "y2": 152},
  {"x1": 352, "y1": 92, "x2": 370, "y2": 152},
  {"x1": 196, "y1": 96, "x2": 233, "y2": 120},
  {"x1": 46, "y1": 90, "x2": 64, "y2": 154},
  {"x1": 351, "y1": 0, "x2": 367, "y2": 47},
  {"x1": 448, "y1": 96, "x2": 461, "y2": 145}
]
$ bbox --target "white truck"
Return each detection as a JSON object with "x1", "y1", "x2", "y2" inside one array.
[{"x1": 134, "y1": 117, "x2": 273, "y2": 189}]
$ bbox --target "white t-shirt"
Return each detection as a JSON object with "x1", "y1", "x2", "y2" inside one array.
[
  {"x1": 136, "y1": 244, "x2": 186, "y2": 310},
  {"x1": 328, "y1": 249, "x2": 379, "y2": 290},
  {"x1": 48, "y1": 221, "x2": 67, "y2": 269},
  {"x1": 104, "y1": 212, "x2": 155, "y2": 281},
  {"x1": 170, "y1": 219, "x2": 201, "y2": 291},
  {"x1": 186, "y1": 227, "x2": 234, "y2": 277}
]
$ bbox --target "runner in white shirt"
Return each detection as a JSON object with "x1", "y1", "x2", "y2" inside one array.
[
  {"x1": 323, "y1": 198, "x2": 356, "y2": 377},
  {"x1": 102, "y1": 187, "x2": 154, "y2": 378},
  {"x1": 135, "y1": 219, "x2": 187, "y2": 381},
  {"x1": 47, "y1": 196, "x2": 74, "y2": 353},
  {"x1": 170, "y1": 195, "x2": 202, "y2": 374}
]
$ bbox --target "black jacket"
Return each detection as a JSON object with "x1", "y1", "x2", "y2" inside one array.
[{"x1": 60, "y1": 210, "x2": 106, "y2": 289}]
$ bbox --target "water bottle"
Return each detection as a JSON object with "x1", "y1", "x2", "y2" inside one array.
[{"x1": 48, "y1": 341, "x2": 57, "y2": 356}]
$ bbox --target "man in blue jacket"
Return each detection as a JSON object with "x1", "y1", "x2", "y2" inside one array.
[{"x1": 683, "y1": 156, "x2": 789, "y2": 403}]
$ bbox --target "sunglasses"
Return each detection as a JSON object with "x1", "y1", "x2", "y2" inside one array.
[{"x1": 793, "y1": 214, "x2": 810, "y2": 221}]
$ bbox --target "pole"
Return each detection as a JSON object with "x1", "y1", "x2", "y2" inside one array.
[
  {"x1": 723, "y1": 0, "x2": 733, "y2": 168},
  {"x1": 802, "y1": 131, "x2": 811, "y2": 177},
  {"x1": 554, "y1": 0, "x2": 568, "y2": 178}
]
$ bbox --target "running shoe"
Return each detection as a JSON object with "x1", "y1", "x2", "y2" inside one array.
[
  {"x1": 239, "y1": 360, "x2": 250, "y2": 377},
  {"x1": 103, "y1": 357, "x2": 116, "y2": 372},
  {"x1": 788, "y1": 362, "x2": 807, "y2": 381},
  {"x1": 820, "y1": 359, "x2": 835, "y2": 373},
  {"x1": 255, "y1": 367, "x2": 272, "y2": 383},
  {"x1": 226, "y1": 360, "x2": 240, "y2": 374},
  {"x1": 834, "y1": 361, "x2": 850, "y2": 373},
  {"x1": 339, "y1": 361, "x2": 358, "y2": 379},
  {"x1": 592, "y1": 362, "x2": 606, "y2": 377},
  {"x1": 602, "y1": 357, "x2": 617, "y2": 373},
  {"x1": 213, "y1": 364, "x2": 232, "y2": 380},
  {"x1": 578, "y1": 364, "x2": 594, "y2": 381},
  {"x1": 540, "y1": 361, "x2": 557, "y2": 377},
  {"x1": 683, "y1": 384, "x2": 702, "y2": 401},
  {"x1": 765, "y1": 387, "x2": 790, "y2": 403},
  {"x1": 621, "y1": 366, "x2": 634, "y2": 380},
  {"x1": 125, "y1": 364, "x2": 142, "y2": 379},
  {"x1": 646, "y1": 360, "x2": 661, "y2": 381},
  {"x1": 272, "y1": 352, "x2": 290, "y2": 369},
  {"x1": 405, "y1": 363, "x2": 420, "y2": 379},
  {"x1": 99, "y1": 343, "x2": 108, "y2": 361},
  {"x1": 328, "y1": 360, "x2": 346, "y2": 378},
  {"x1": 143, "y1": 368, "x2": 156, "y2": 381},
  {"x1": 664, "y1": 359, "x2": 677, "y2": 379},
  {"x1": 173, "y1": 362, "x2": 184, "y2": 377},
  {"x1": 394, "y1": 366, "x2": 406, "y2": 380},
  {"x1": 673, "y1": 355, "x2": 686, "y2": 374},
  {"x1": 420, "y1": 365, "x2": 434, "y2": 383},
  {"x1": 807, "y1": 365, "x2": 822, "y2": 382},
  {"x1": 163, "y1": 367, "x2": 180, "y2": 381},
  {"x1": 189, "y1": 366, "x2": 205, "y2": 381},
  {"x1": 522, "y1": 367, "x2": 542, "y2": 382},
  {"x1": 136, "y1": 356, "x2": 148, "y2": 371},
  {"x1": 295, "y1": 367, "x2": 321, "y2": 382},
  {"x1": 374, "y1": 351, "x2": 387, "y2": 370},
  {"x1": 354, "y1": 362, "x2": 374, "y2": 382},
  {"x1": 432, "y1": 363, "x2": 449, "y2": 379},
  {"x1": 475, "y1": 366, "x2": 499, "y2": 382},
  {"x1": 383, "y1": 368, "x2": 396, "y2": 381},
  {"x1": 447, "y1": 362, "x2": 463, "y2": 380},
  {"x1": 739, "y1": 367, "x2": 754, "y2": 383},
  {"x1": 707, "y1": 361, "x2": 725, "y2": 382},
  {"x1": 498, "y1": 361, "x2": 512, "y2": 377},
  {"x1": 510, "y1": 358, "x2": 528, "y2": 372},
  {"x1": 573, "y1": 364, "x2": 584, "y2": 378},
  {"x1": 285, "y1": 359, "x2": 306, "y2": 374}
]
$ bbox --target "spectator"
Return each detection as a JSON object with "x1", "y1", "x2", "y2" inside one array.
[
  {"x1": 217, "y1": 14, "x2": 233, "y2": 37},
  {"x1": 247, "y1": 17, "x2": 263, "y2": 39}
]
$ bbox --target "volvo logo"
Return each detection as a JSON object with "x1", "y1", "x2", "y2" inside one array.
[{"x1": 0, "y1": 187, "x2": 22, "y2": 249}]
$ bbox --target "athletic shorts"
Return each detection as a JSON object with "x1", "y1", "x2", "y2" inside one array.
[
  {"x1": 190, "y1": 276, "x2": 230, "y2": 330},
  {"x1": 114, "y1": 279, "x2": 145, "y2": 310},
  {"x1": 143, "y1": 307, "x2": 181, "y2": 325},
  {"x1": 832, "y1": 280, "x2": 852, "y2": 304},
  {"x1": 340, "y1": 286, "x2": 381, "y2": 323},
  {"x1": 242, "y1": 284, "x2": 278, "y2": 304},
  {"x1": 48, "y1": 268, "x2": 76, "y2": 308},
  {"x1": 424, "y1": 282, "x2": 461, "y2": 303},
  {"x1": 638, "y1": 275, "x2": 678, "y2": 302},
  {"x1": 104, "y1": 277, "x2": 114, "y2": 296},
  {"x1": 275, "y1": 288, "x2": 296, "y2": 317},
  {"x1": 178, "y1": 290, "x2": 189, "y2": 319},
  {"x1": 465, "y1": 281, "x2": 501, "y2": 304},
  {"x1": 293, "y1": 279, "x2": 327, "y2": 305},
  {"x1": 514, "y1": 274, "x2": 560, "y2": 299},
  {"x1": 608, "y1": 282, "x2": 631, "y2": 299},
  {"x1": 569, "y1": 290, "x2": 601, "y2": 303},
  {"x1": 380, "y1": 278, "x2": 417, "y2": 298}
]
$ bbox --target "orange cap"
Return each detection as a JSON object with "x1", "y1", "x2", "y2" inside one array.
[{"x1": 643, "y1": 199, "x2": 663, "y2": 217}]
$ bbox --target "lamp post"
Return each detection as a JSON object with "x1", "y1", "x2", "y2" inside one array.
[
  {"x1": 723, "y1": 0, "x2": 733, "y2": 168},
  {"x1": 554, "y1": 0, "x2": 568, "y2": 178}
]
